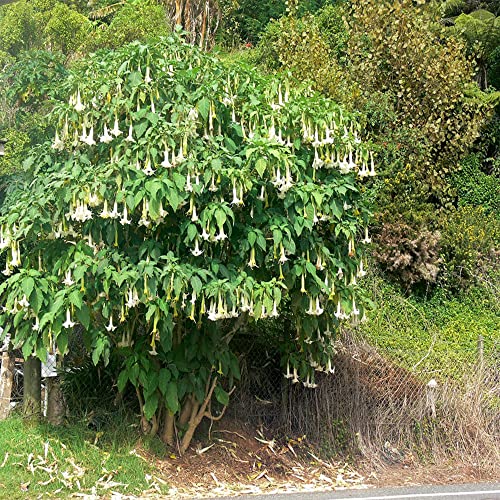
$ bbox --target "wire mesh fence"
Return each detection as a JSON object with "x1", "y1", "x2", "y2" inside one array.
[
  {"x1": 230, "y1": 328, "x2": 499, "y2": 467},
  {"x1": 2, "y1": 323, "x2": 498, "y2": 467}
]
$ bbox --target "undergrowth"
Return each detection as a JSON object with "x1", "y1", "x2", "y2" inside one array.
[{"x1": 355, "y1": 273, "x2": 500, "y2": 381}]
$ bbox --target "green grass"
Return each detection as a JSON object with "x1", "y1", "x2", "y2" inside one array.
[
  {"x1": 355, "y1": 275, "x2": 500, "y2": 381},
  {"x1": 0, "y1": 413, "x2": 169, "y2": 499}
]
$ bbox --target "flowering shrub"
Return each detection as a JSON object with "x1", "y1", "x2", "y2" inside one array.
[{"x1": 0, "y1": 35, "x2": 373, "y2": 451}]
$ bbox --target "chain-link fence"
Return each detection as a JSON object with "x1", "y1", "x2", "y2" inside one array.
[
  {"x1": 230, "y1": 329, "x2": 499, "y2": 467},
  {"x1": 2, "y1": 324, "x2": 498, "y2": 467},
  {"x1": 0, "y1": 349, "x2": 58, "y2": 415}
]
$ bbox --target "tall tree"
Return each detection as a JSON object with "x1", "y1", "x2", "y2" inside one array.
[{"x1": 0, "y1": 35, "x2": 373, "y2": 452}]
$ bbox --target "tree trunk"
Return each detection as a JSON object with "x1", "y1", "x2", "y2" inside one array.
[
  {"x1": 178, "y1": 395, "x2": 193, "y2": 427},
  {"x1": 46, "y1": 377, "x2": 65, "y2": 425},
  {"x1": 0, "y1": 352, "x2": 14, "y2": 420},
  {"x1": 23, "y1": 356, "x2": 41, "y2": 419},
  {"x1": 161, "y1": 411, "x2": 175, "y2": 446}
]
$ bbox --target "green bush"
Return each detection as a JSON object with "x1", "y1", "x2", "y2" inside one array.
[
  {"x1": 451, "y1": 153, "x2": 500, "y2": 213},
  {"x1": 256, "y1": 12, "x2": 351, "y2": 103},
  {"x1": 439, "y1": 205, "x2": 500, "y2": 292},
  {"x1": 349, "y1": 0, "x2": 496, "y2": 205},
  {"x1": 315, "y1": 1, "x2": 349, "y2": 62},
  {"x1": 44, "y1": 2, "x2": 91, "y2": 54},
  {"x1": 86, "y1": 0, "x2": 169, "y2": 51},
  {"x1": 356, "y1": 273, "x2": 500, "y2": 381}
]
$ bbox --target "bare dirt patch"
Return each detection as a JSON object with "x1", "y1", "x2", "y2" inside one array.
[
  {"x1": 141, "y1": 419, "x2": 367, "y2": 497},
  {"x1": 135, "y1": 418, "x2": 498, "y2": 498}
]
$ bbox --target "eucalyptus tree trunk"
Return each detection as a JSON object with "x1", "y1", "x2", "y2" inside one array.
[
  {"x1": 165, "y1": 0, "x2": 221, "y2": 50},
  {"x1": 0, "y1": 352, "x2": 14, "y2": 420},
  {"x1": 23, "y1": 356, "x2": 41, "y2": 419}
]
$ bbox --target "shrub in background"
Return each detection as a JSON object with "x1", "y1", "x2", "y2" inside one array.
[
  {"x1": 315, "y1": 1, "x2": 349, "y2": 62},
  {"x1": 85, "y1": 0, "x2": 170, "y2": 51},
  {"x1": 439, "y1": 205, "x2": 500, "y2": 292},
  {"x1": 373, "y1": 221, "x2": 441, "y2": 291},
  {"x1": 257, "y1": 10, "x2": 351, "y2": 104},
  {"x1": 451, "y1": 153, "x2": 500, "y2": 214},
  {"x1": 349, "y1": 0, "x2": 497, "y2": 205}
]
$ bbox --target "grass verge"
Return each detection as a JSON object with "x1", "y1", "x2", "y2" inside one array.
[{"x1": 0, "y1": 413, "x2": 168, "y2": 499}]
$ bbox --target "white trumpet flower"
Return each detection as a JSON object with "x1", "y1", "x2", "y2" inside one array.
[
  {"x1": 99, "y1": 124, "x2": 113, "y2": 144},
  {"x1": 109, "y1": 201, "x2": 120, "y2": 219},
  {"x1": 185, "y1": 173, "x2": 193, "y2": 192},
  {"x1": 120, "y1": 205, "x2": 132, "y2": 225},
  {"x1": 230, "y1": 181, "x2": 242, "y2": 206},
  {"x1": 191, "y1": 205, "x2": 198, "y2": 222},
  {"x1": 62, "y1": 269, "x2": 75, "y2": 287},
  {"x1": 105, "y1": 316, "x2": 117, "y2": 332},
  {"x1": 74, "y1": 90, "x2": 85, "y2": 112},
  {"x1": 315, "y1": 297, "x2": 324, "y2": 316},
  {"x1": 142, "y1": 158, "x2": 155, "y2": 176},
  {"x1": 278, "y1": 244, "x2": 288, "y2": 264},
  {"x1": 110, "y1": 117, "x2": 122, "y2": 137},
  {"x1": 125, "y1": 124, "x2": 135, "y2": 142},
  {"x1": 351, "y1": 298, "x2": 360, "y2": 317},
  {"x1": 52, "y1": 130, "x2": 64, "y2": 150},
  {"x1": 62, "y1": 309, "x2": 75, "y2": 329},
  {"x1": 18, "y1": 294, "x2": 30, "y2": 308},
  {"x1": 215, "y1": 225, "x2": 227, "y2": 241},
  {"x1": 161, "y1": 148, "x2": 172, "y2": 168},
  {"x1": 83, "y1": 126, "x2": 96, "y2": 146},
  {"x1": 79, "y1": 124, "x2": 88, "y2": 143},
  {"x1": 201, "y1": 226, "x2": 210, "y2": 241},
  {"x1": 326, "y1": 359, "x2": 335, "y2": 375},
  {"x1": 369, "y1": 151, "x2": 376, "y2": 176},
  {"x1": 362, "y1": 227, "x2": 372, "y2": 244},
  {"x1": 269, "y1": 300, "x2": 279, "y2": 318},
  {"x1": 191, "y1": 239, "x2": 203, "y2": 257},
  {"x1": 100, "y1": 200, "x2": 111, "y2": 219}
]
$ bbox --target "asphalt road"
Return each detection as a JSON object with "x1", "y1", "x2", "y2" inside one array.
[{"x1": 231, "y1": 483, "x2": 500, "y2": 500}]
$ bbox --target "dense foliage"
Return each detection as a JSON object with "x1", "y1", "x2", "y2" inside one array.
[
  {"x1": 0, "y1": 35, "x2": 373, "y2": 450},
  {"x1": 0, "y1": 0, "x2": 498, "y2": 452}
]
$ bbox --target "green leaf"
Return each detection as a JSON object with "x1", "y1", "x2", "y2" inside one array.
[
  {"x1": 144, "y1": 392, "x2": 159, "y2": 420},
  {"x1": 190, "y1": 275, "x2": 202, "y2": 294},
  {"x1": 248, "y1": 231, "x2": 257, "y2": 247},
  {"x1": 214, "y1": 386, "x2": 229, "y2": 406},
  {"x1": 69, "y1": 290, "x2": 82, "y2": 309},
  {"x1": 187, "y1": 224, "x2": 197, "y2": 241},
  {"x1": 256, "y1": 234, "x2": 266, "y2": 251},
  {"x1": 75, "y1": 303, "x2": 90, "y2": 330},
  {"x1": 57, "y1": 331, "x2": 69, "y2": 356},
  {"x1": 229, "y1": 353, "x2": 241, "y2": 380},
  {"x1": 128, "y1": 71, "x2": 143, "y2": 87},
  {"x1": 168, "y1": 188, "x2": 181, "y2": 211},
  {"x1": 197, "y1": 97, "x2": 210, "y2": 120},
  {"x1": 22, "y1": 277, "x2": 34, "y2": 299},
  {"x1": 165, "y1": 382, "x2": 179, "y2": 413},
  {"x1": 255, "y1": 158, "x2": 267, "y2": 177},
  {"x1": 117, "y1": 370, "x2": 128, "y2": 392},
  {"x1": 158, "y1": 367, "x2": 171, "y2": 395},
  {"x1": 146, "y1": 112, "x2": 159, "y2": 126},
  {"x1": 134, "y1": 120, "x2": 148, "y2": 139}
]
